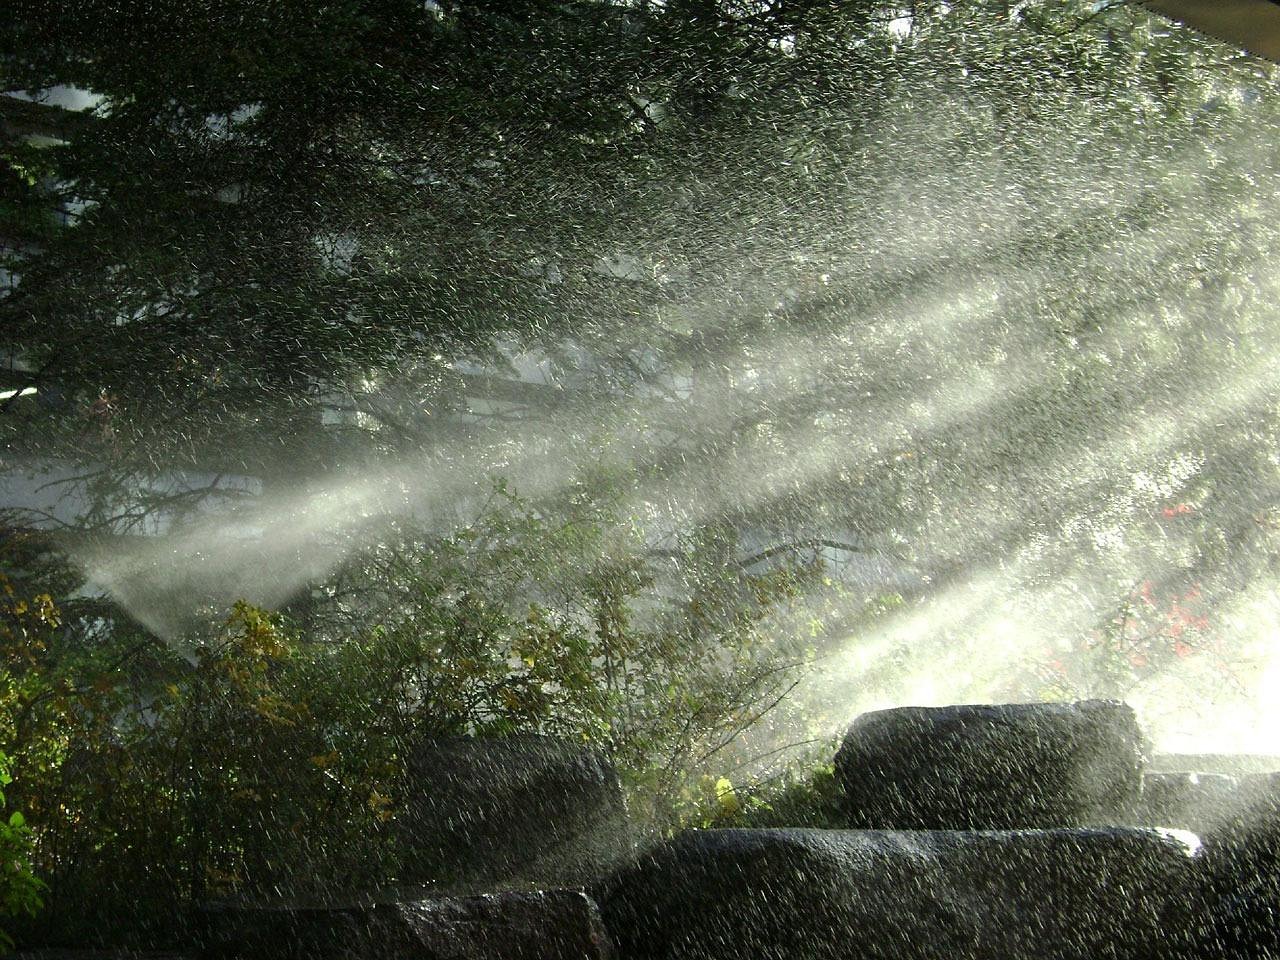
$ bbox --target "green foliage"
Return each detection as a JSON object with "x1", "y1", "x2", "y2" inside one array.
[
  {"x1": 0, "y1": 482, "x2": 826, "y2": 946},
  {"x1": 0, "y1": 751, "x2": 43, "y2": 954},
  {"x1": 0, "y1": 595, "x2": 414, "y2": 942},
  {"x1": 3, "y1": 0, "x2": 1272, "y2": 537},
  {"x1": 320, "y1": 481, "x2": 822, "y2": 829},
  {"x1": 702, "y1": 748, "x2": 847, "y2": 830}
]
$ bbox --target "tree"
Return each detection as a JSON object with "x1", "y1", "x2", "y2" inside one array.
[
  {"x1": 0, "y1": 2, "x2": 1245, "y2": 488},
  {"x1": 2, "y1": 0, "x2": 1280, "y2": 804}
]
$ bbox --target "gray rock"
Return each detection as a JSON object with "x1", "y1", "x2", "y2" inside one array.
[
  {"x1": 833, "y1": 701, "x2": 1146, "y2": 828},
  {"x1": 1137, "y1": 772, "x2": 1241, "y2": 834},
  {"x1": 198, "y1": 890, "x2": 614, "y2": 960},
  {"x1": 1192, "y1": 772, "x2": 1280, "y2": 960},
  {"x1": 1151, "y1": 754, "x2": 1280, "y2": 776},
  {"x1": 596, "y1": 826, "x2": 1200, "y2": 960},
  {"x1": 397, "y1": 734, "x2": 630, "y2": 888}
]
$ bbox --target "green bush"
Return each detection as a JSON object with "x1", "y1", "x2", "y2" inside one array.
[
  {"x1": 314, "y1": 483, "x2": 824, "y2": 830},
  {"x1": 0, "y1": 751, "x2": 43, "y2": 953},
  {"x1": 0, "y1": 485, "x2": 826, "y2": 946},
  {"x1": 704, "y1": 748, "x2": 847, "y2": 831}
]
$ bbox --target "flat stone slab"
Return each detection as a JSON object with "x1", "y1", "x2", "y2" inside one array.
[
  {"x1": 834, "y1": 700, "x2": 1146, "y2": 828},
  {"x1": 596, "y1": 827, "x2": 1199, "y2": 960},
  {"x1": 198, "y1": 890, "x2": 614, "y2": 960}
]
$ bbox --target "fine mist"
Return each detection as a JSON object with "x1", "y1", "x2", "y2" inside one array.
[{"x1": 55, "y1": 13, "x2": 1280, "y2": 762}]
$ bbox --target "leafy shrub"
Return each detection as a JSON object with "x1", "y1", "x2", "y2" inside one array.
[
  {"x1": 0, "y1": 751, "x2": 43, "y2": 954},
  {"x1": 0, "y1": 484, "x2": 825, "y2": 946},
  {"x1": 703, "y1": 747, "x2": 847, "y2": 830}
]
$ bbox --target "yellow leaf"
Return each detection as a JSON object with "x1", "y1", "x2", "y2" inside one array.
[
  {"x1": 715, "y1": 777, "x2": 740, "y2": 817},
  {"x1": 309, "y1": 751, "x2": 339, "y2": 769}
]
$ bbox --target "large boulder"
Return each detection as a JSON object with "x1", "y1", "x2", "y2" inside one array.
[
  {"x1": 596, "y1": 826, "x2": 1200, "y2": 960},
  {"x1": 397, "y1": 734, "x2": 630, "y2": 888},
  {"x1": 198, "y1": 890, "x2": 615, "y2": 960},
  {"x1": 833, "y1": 701, "x2": 1146, "y2": 829}
]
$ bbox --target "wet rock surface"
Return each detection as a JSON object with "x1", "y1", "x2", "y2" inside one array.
[
  {"x1": 1137, "y1": 771, "x2": 1242, "y2": 834},
  {"x1": 833, "y1": 700, "x2": 1146, "y2": 828},
  {"x1": 1112, "y1": 766, "x2": 1280, "y2": 958},
  {"x1": 40, "y1": 706, "x2": 1280, "y2": 960},
  {"x1": 1190, "y1": 772, "x2": 1280, "y2": 960},
  {"x1": 197, "y1": 889, "x2": 614, "y2": 960},
  {"x1": 397, "y1": 734, "x2": 630, "y2": 888},
  {"x1": 596, "y1": 826, "x2": 1199, "y2": 960}
]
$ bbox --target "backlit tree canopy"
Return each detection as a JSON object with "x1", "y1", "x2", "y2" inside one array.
[{"x1": 2, "y1": 0, "x2": 1279, "y2": 737}]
